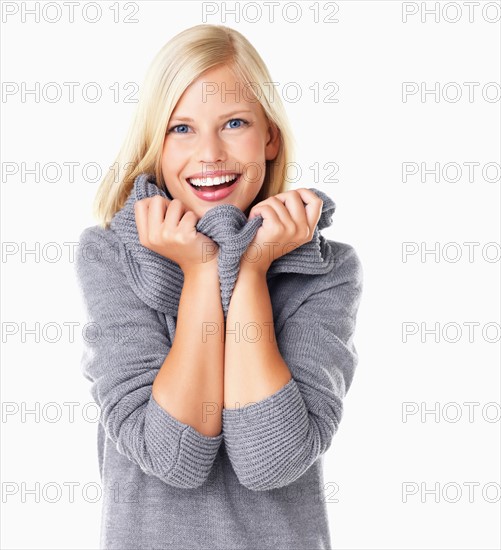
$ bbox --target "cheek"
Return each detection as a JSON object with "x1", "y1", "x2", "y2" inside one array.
[
  {"x1": 239, "y1": 133, "x2": 263, "y2": 153},
  {"x1": 162, "y1": 139, "x2": 185, "y2": 160},
  {"x1": 243, "y1": 163, "x2": 265, "y2": 187},
  {"x1": 162, "y1": 144, "x2": 186, "y2": 175}
]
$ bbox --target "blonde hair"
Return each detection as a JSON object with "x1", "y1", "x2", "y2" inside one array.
[{"x1": 93, "y1": 24, "x2": 296, "y2": 229}]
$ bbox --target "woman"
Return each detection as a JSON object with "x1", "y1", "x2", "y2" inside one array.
[{"x1": 75, "y1": 23, "x2": 363, "y2": 549}]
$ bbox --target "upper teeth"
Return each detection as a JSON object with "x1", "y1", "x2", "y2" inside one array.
[{"x1": 188, "y1": 174, "x2": 239, "y2": 186}]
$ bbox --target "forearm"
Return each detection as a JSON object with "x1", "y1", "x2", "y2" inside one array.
[
  {"x1": 224, "y1": 263, "x2": 292, "y2": 410},
  {"x1": 152, "y1": 263, "x2": 224, "y2": 437}
]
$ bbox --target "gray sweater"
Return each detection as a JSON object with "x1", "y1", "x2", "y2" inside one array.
[{"x1": 75, "y1": 172, "x2": 363, "y2": 549}]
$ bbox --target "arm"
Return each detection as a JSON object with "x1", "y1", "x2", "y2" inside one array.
[
  {"x1": 223, "y1": 261, "x2": 292, "y2": 409},
  {"x1": 75, "y1": 227, "x2": 224, "y2": 489},
  {"x1": 152, "y1": 260, "x2": 224, "y2": 438},
  {"x1": 222, "y1": 245, "x2": 363, "y2": 491}
]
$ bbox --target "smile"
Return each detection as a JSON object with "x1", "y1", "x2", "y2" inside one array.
[{"x1": 186, "y1": 173, "x2": 242, "y2": 202}]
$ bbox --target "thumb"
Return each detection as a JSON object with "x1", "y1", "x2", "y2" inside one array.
[{"x1": 247, "y1": 207, "x2": 261, "y2": 221}]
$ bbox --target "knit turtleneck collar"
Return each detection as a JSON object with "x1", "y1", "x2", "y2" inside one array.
[{"x1": 109, "y1": 172, "x2": 338, "y2": 318}]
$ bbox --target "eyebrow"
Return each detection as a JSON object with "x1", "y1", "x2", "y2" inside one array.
[{"x1": 169, "y1": 110, "x2": 254, "y2": 123}]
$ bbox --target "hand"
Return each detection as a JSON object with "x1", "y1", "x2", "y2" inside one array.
[
  {"x1": 134, "y1": 195, "x2": 219, "y2": 275},
  {"x1": 243, "y1": 188, "x2": 323, "y2": 275}
]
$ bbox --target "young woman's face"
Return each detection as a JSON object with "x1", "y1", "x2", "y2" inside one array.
[{"x1": 161, "y1": 64, "x2": 280, "y2": 218}]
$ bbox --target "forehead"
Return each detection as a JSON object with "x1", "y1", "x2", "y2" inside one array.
[{"x1": 171, "y1": 65, "x2": 265, "y2": 118}]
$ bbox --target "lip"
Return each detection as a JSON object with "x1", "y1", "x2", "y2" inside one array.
[{"x1": 186, "y1": 173, "x2": 241, "y2": 202}]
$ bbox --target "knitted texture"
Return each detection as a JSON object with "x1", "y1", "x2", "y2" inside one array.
[
  {"x1": 109, "y1": 172, "x2": 338, "y2": 318},
  {"x1": 75, "y1": 175, "x2": 363, "y2": 549}
]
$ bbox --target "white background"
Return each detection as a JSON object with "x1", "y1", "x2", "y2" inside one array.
[{"x1": 1, "y1": 0, "x2": 500, "y2": 548}]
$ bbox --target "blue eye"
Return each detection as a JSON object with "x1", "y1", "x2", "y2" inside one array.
[
  {"x1": 227, "y1": 118, "x2": 249, "y2": 129},
  {"x1": 167, "y1": 118, "x2": 249, "y2": 134},
  {"x1": 168, "y1": 124, "x2": 189, "y2": 134}
]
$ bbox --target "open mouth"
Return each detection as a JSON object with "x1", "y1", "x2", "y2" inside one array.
[{"x1": 187, "y1": 173, "x2": 241, "y2": 191}]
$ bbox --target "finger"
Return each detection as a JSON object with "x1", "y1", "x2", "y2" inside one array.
[
  {"x1": 291, "y1": 188, "x2": 323, "y2": 235},
  {"x1": 177, "y1": 209, "x2": 198, "y2": 234},
  {"x1": 134, "y1": 198, "x2": 153, "y2": 244},
  {"x1": 163, "y1": 198, "x2": 187, "y2": 230},
  {"x1": 259, "y1": 196, "x2": 295, "y2": 229},
  {"x1": 148, "y1": 196, "x2": 169, "y2": 234},
  {"x1": 248, "y1": 203, "x2": 280, "y2": 227},
  {"x1": 271, "y1": 192, "x2": 309, "y2": 238}
]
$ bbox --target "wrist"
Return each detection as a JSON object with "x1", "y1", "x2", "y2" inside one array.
[
  {"x1": 239, "y1": 257, "x2": 269, "y2": 278},
  {"x1": 182, "y1": 258, "x2": 219, "y2": 279}
]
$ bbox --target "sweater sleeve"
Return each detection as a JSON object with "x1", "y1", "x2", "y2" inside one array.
[
  {"x1": 75, "y1": 226, "x2": 223, "y2": 489},
  {"x1": 222, "y1": 244, "x2": 363, "y2": 491}
]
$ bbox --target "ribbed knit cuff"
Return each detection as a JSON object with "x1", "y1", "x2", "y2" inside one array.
[
  {"x1": 222, "y1": 378, "x2": 310, "y2": 491},
  {"x1": 145, "y1": 393, "x2": 223, "y2": 488}
]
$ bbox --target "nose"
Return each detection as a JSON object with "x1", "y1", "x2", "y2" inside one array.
[{"x1": 195, "y1": 130, "x2": 226, "y2": 167}]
